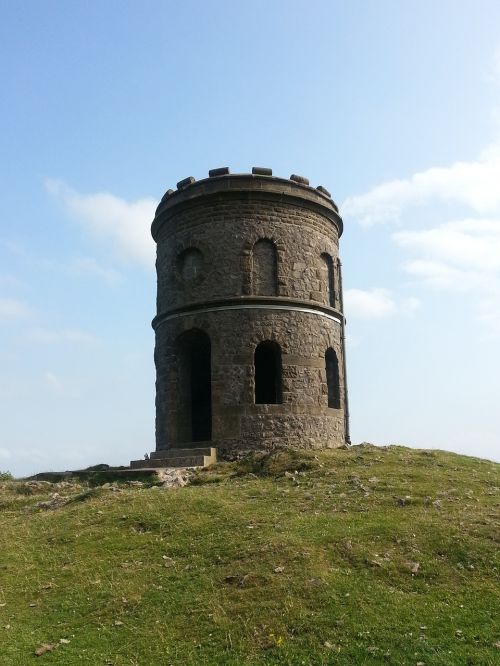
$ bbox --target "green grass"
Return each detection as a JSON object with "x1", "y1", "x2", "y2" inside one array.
[{"x1": 0, "y1": 445, "x2": 498, "y2": 665}]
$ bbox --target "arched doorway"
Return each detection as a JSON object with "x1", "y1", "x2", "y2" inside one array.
[
  {"x1": 176, "y1": 329, "x2": 212, "y2": 443},
  {"x1": 254, "y1": 341, "x2": 282, "y2": 404}
]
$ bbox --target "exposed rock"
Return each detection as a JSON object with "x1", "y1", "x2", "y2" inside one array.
[
  {"x1": 34, "y1": 493, "x2": 69, "y2": 510},
  {"x1": 405, "y1": 561, "x2": 420, "y2": 574},
  {"x1": 156, "y1": 468, "x2": 190, "y2": 488},
  {"x1": 34, "y1": 643, "x2": 56, "y2": 656}
]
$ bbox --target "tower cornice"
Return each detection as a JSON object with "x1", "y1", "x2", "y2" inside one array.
[{"x1": 151, "y1": 172, "x2": 343, "y2": 241}]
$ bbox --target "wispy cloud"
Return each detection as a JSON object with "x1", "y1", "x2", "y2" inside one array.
[
  {"x1": 0, "y1": 239, "x2": 29, "y2": 260},
  {"x1": 0, "y1": 297, "x2": 32, "y2": 321},
  {"x1": 0, "y1": 274, "x2": 26, "y2": 289},
  {"x1": 344, "y1": 288, "x2": 420, "y2": 319},
  {"x1": 0, "y1": 447, "x2": 11, "y2": 460},
  {"x1": 394, "y1": 217, "x2": 500, "y2": 333},
  {"x1": 395, "y1": 219, "x2": 500, "y2": 272},
  {"x1": 28, "y1": 327, "x2": 98, "y2": 344},
  {"x1": 68, "y1": 257, "x2": 124, "y2": 285},
  {"x1": 46, "y1": 180, "x2": 156, "y2": 268},
  {"x1": 343, "y1": 130, "x2": 500, "y2": 333},
  {"x1": 45, "y1": 371, "x2": 63, "y2": 393},
  {"x1": 491, "y1": 45, "x2": 500, "y2": 85},
  {"x1": 342, "y1": 141, "x2": 500, "y2": 227},
  {"x1": 400, "y1": 260, "x2": 483, "y2": 291}
]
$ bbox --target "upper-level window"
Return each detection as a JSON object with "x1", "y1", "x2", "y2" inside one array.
[
  {"x1": 252, "y1": 239, "x2": 278, "y2": 296},
  {"x1": 336, "y1": 257, "x2": 343, "y2": 312},
  {"x1": 321, "y1": 253, "x2": 336, "y2": 308},
  {"x1": 325, "y1": 347, "x2": 340, "y2": 409},
  {"x1": 254, "y1": 341, "x2": 282, "y2": 404},
  {"x1": 177, "y1": 248, "x2": 204, "y2": 282}
]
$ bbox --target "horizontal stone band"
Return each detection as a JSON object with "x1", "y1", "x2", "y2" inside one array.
[{"x1": 153, "y1": 302, "x2": 344, "y2": 330}]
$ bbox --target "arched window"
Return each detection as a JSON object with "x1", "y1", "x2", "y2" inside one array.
[
  {"x1": 337, "y1": 257, "x2": 344, "y2": 312},
  {"x1": 252, "y1": 239, "x2": 278, "y2": 296},
  {"x1": 321, "y1": 253, "x2": 336, "y2": 308},
  {"x1": 254, "y1": 341, "x2": 282, "y2": 404},
  {"x1": 177, "y1": 248, "x2": 204, "y2": 282},
  {"x1": 325, "y1": 347, "x2": 340, "y2": 409},
  {"x1": 176, "y1": 329, "x2": 212, "y2": 442}
]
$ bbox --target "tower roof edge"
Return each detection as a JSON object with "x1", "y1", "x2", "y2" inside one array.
[{"x1": 153, "y1": 172, "x2": 342, "y2": 241}]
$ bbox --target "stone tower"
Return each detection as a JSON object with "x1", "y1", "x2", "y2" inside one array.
[{"x1": 135, "y1": 167, "x2": 349, "y2": 466}]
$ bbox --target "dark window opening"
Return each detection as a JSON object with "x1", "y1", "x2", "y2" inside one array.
[
  {"x1": 177, "y1": 330, "x2": 212, "y2": 443},
  {"x1": 253, "y1": 239, "x2": 278, "y2": 296},
  {"x1": 336, "y1": 257, "x2": 344, "y2": 312},
  {"x1": 321, "y1": 253, "x2": 336, "y2": 308},
  {"x1": 254, "y1": 341, "x2": 282, "y2": 404},
  {"x1": 325, "y1": 347, "x2": 340, "y2": 408},
  {"x1": 177, "y1": 248, "x2": 204, "y2": 282}
]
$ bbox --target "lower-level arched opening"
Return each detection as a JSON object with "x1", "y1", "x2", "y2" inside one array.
[
  {"x1": 325, "y1": 347, "x2": 341, "y2": 409},
  {"x1": 254, "y1": 341, "x2": 282, "y2": 404},
  {"x1": 176, "y1": 329, "x2": 212, "y2": 443}
]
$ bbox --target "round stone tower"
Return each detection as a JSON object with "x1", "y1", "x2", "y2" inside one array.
[{"x1": 148, "y1": 167, "x2": 349, "y2": 461}]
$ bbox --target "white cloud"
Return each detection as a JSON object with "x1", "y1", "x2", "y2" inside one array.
[
  {"x1": 46, "y1": 180, "x2": 156, "y2": 268},
  {"x1": 400, "y1": 257, "x2": 500, "y2": 333},
  {"x1": 0, "y1": 239, "x2": 29, "y2": 260},
  {"x1": 478, "y1": 291, "x2": 500, "y2": 333},
  {"x1": 68, "y1": 257, "x2": 124, "y2": 285},
  {"x1": 0, "y1": 297, "x2": 32, "y2": 321},
  {"x1": 345, "y1": 288, "x2": 396, "y2": 318},
  {"x1": 0, "y1": 274, "x2": 25, "y2": 289},
  {"x1": 401, "y1": 260, "x2": 479, "y2": 291},
  {"x1": 342, "y1": 141, "x2": 500, "y2": 226},
  {"x1": 394, "y1": 219, "x2": 500, "y2": 271},
  {"x1": 344, "y1": 288, "x2": 420, "y2": 319},
  {"x1": 399, "y1": 296, "x2": 421, "y2": 316},
  {"x1": 45, "y1": 371, "x2": 63, "y2": 393},
  {"x1": 344, "y1": 129, "x2": 500, "y2": 334},
  {"x1": 29, "y1": 327, "x2": 98, "y2": 344},
  {"x1": 393, "y1": 216, "x2": 500, "y2": 332},
  {"x1": 492, "y1": 46, "x2": 500, "y2": 85}
]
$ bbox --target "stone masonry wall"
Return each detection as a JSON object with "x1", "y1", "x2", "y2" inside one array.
[
  {"x1": 155, "y1": 309, "x2": 345, "y2": 455},
  {"x1": 155, "y1": 196, "x2": 341, "y2": 312}
]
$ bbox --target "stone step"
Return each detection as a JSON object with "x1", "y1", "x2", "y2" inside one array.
[
  {"x1": 131, "y1": 457, "x2": 204, "y2": 469},
  {"x1": 130, "y1": 447, "x2": 217, "y2": 470},
  {"x1": 149, "y1": 447, "x2": 213, "y2": 459}
]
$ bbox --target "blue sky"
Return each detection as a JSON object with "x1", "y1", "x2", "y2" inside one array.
[{"x1": 1, "y1": 0, "x2": 499, "y2": 475}]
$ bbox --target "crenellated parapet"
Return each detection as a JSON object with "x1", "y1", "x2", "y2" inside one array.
[{"x1": 152, "y1": 167, "x2": 341, "y2": 241}]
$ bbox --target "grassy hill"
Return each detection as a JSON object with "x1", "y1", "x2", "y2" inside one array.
[{"x1": 0, "y1": 445, "x2": 498, "y2": 665}]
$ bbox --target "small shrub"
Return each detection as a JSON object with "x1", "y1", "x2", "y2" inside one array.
[
  {"x1": 0, "y1": 470, "x2": 13, "y2": 481},
  {"x1": 15, "y1": 483, "x2": 34, "y2": 495}
]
